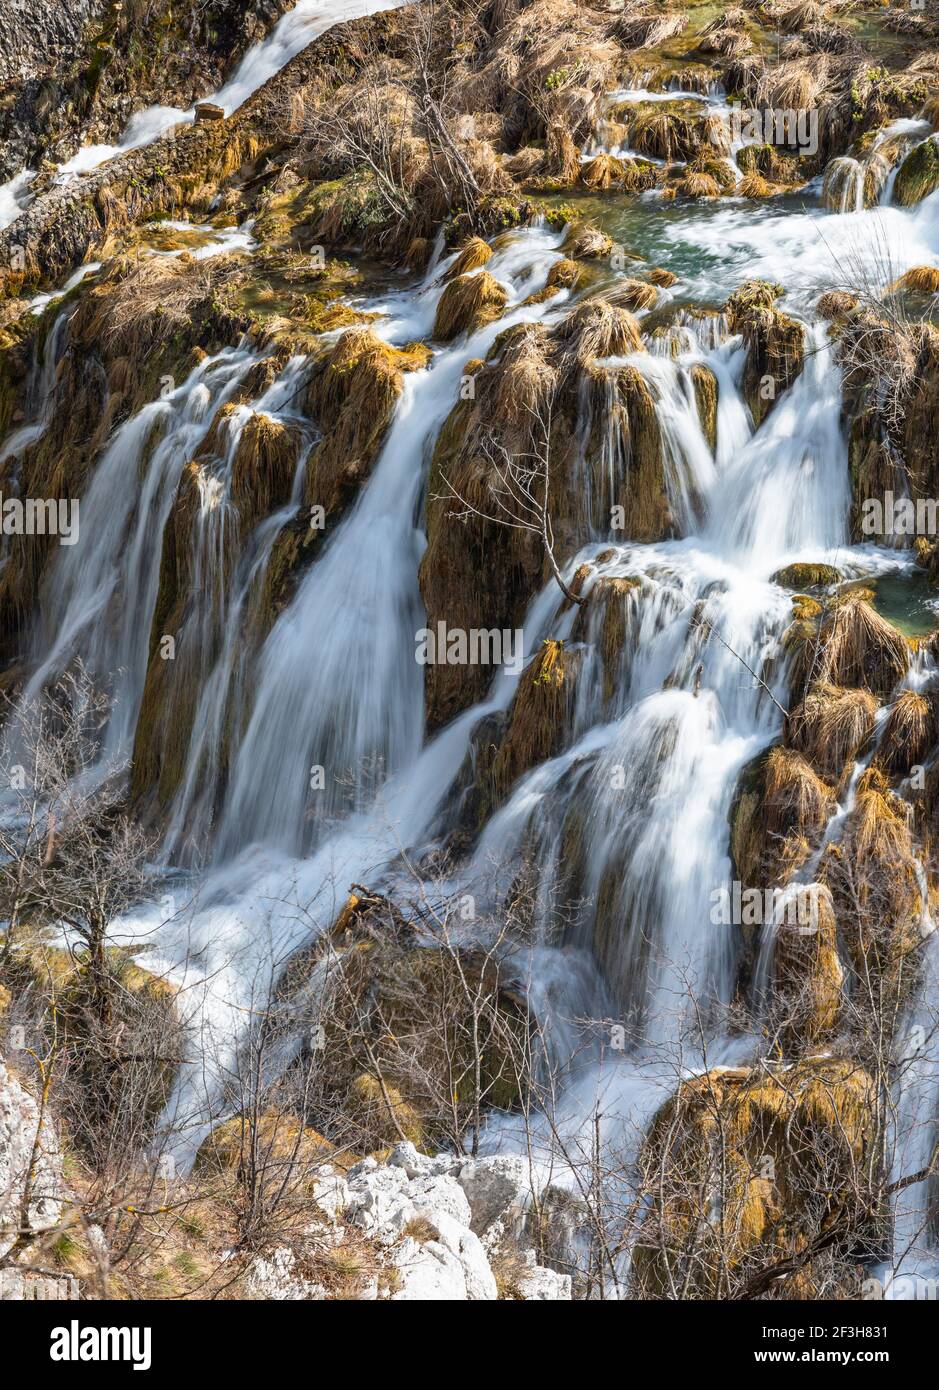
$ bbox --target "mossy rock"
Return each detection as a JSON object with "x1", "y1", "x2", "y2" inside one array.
[
  {"x1": 893, "y1": 136, "x2": 939, "y2": 207},
  {"x1": 433, "y1": 271, "x2": 508, "y2": 341},
  {"x1": 491, "y1": 638, "x2": 582, "y2": 801},
  {"x1": 691, "y1": 363, "x2": 718, "y2": 452},
  {"x1": 772, "y1": 562, "x2": 843, "y2": 589},
  {"x1": 193, "y1": 1112, "x2": 340, "y2": 1181},
  {"x1": 631, "y1": 1057, "x2": 878, "y2": 1298},
  {"x1": 299, "y1": 896, "x2": 532, "y2": 1152}
]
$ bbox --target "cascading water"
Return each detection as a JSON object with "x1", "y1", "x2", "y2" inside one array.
[{"x1": 7, "y1": 52, "x2": 939, "y2": 1297}]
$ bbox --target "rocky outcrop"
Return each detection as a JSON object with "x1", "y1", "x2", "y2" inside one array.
[
  {"x1": 0, "y1": 1056, "x2": 63, "y2": 1258},
  {"x1": 0, "y1": 0, "x2": 293, "y2": 180},
  {"x1": 632, "y1": 1059, "x2": 878, "y2": 1299},
  {"x1": 290, "y1": 1143, "x2": 572, "y2": 1300},
  {"x1": 724, "y1": 280, "x2": 804, "y2": 426}
]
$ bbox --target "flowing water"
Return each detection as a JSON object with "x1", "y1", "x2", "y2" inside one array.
[
  {"x1": 4, "y1": 69, "x2": 939, "y2": 1291},
  {"x1": 1, "y1": 1, "x2": 405, "y2": 219}
]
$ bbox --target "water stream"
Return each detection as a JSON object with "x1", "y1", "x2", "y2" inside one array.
[{"x1": 3, "y1": 62, "x2": 939, "y2": 1291}]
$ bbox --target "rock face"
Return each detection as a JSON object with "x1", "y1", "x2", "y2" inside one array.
[
  {"x1": 0, "y1": 0, "x2": 293, "y2": 180},
  {"x1": 0, "y1": 0, "x2": 103, "y2": 87},
  {"x1": 0, "y1": 1057, "x2": 62, "y2": 1259},
  {"x1": 295, "y1": 1143, "x2": 573, "y2": 1301}
]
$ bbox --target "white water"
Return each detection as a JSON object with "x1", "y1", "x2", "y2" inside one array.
[
  {"x1": 56, "y1": 0, "x2": 402, "y2": 179},
  {"x1": 5, "y1": 81, "x2": 939, "y2": 1290}
]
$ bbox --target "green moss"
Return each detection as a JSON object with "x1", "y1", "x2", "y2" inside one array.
[
  {"x1": 773, "y1": 562, "x2": 843, "y2": 589},
  {"x1": 894, "y1": 137, "x2": 939, "y2": 208}
]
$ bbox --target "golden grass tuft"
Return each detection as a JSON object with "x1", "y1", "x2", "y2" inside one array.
[
  {"x1": 773, "y1": 883, "x2": 844, "y2": 1048},
  {"x1": 891, "y1": 265, "x2": 939, "y2": 296},
  {"x1": 558, "y1": 296, "x2": 644, "y2": 362},
  {"x1": 579, "y1": 154, "x2": 629, "y2": 191},
  {"x1": 433, "y1": 271, "x2": 508, "y2": 341},
  {"x1": 647, "y1": 266, "x2": 677, "y2": 287},
  {"x1": 739, "y1": 172, "x2": 776, "y2": 199},
  {"x1": 877, "y1": 689, "x2": 936, "y2": 776},
  {"x1": 785, "y1": 682, "x2": 878, "y2": 781},
  {"x1": 563, "y1": 222, "x2": 614, "y2": 260},
  {"x1": 615, "y1": 11, "x2": 687, "y2": 48},
  {"x1": 816, "y1": 289, "x2": 858, "y2": 320},
  {"x1": 492, "y1": 638, "x2": 581, "y2": 799},
  {"x1": 491, "y1": 324, "x2": 559, "y2": 426},
  {"x1": 678, "y1": 170, "x2": 722, "y2": 200},
  {"x1": 610, "y1": 277, "x2": 658, "y2": 312},
  {"x1": 545, "y1": 258, "x2": 581, "y2": 291},
  {"x1": 627, "y1": 104, "x2": 703, "y2": 162},
  {"x1": 444, "y1": 236, "x2": 493, "y2": 281},
  {"x1": 764, "y1": 745, "x2": 834, "y2": 842},
  {"x1": 231, "y1": 413, "x2": 300, "y2": 529},
  {"x1": 815, "y1": 593, "x2": 910, "y2": 697}
]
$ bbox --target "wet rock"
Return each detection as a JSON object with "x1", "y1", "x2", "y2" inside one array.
[{"x1": 195, "y1": 103, "x2": 226, "y2": 123}]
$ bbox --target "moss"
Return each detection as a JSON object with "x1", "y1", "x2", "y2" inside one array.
[
  {"x1": 297, "y1": 897, "x2": 531, "y2": 1152},
  {"x1": 773, "y1": 562, "x2": 843, "y2": 588},
  {"x1": 491, "y1": 639, "x2": 581, "y2": 800},
  {"x1": 691, "y1": 363, "x2": 718, "y2": 451},
  {"x1": 632, "y1": 1057, "x2": 877, "y2": 1299},
  {"x1": 893, "y1": 136, "x2": 939, "y2": 207},
  {"x1": 193, "y1": 1113, "x2": 340, "y2": 1180},
  {"x1": 725, "y1": 281, "x2": 804, "y2": 426}
]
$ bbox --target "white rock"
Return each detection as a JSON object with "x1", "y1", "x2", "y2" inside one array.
[
  {"x1": 391, "y1": 1235, "x2": 467, "y2": 1300},
  {"x1": 245, "y1": 1247, "x2": 325, "y2": 1300},
  {"x1": 0, "y1": 1058, "x2": 62, "y2": 1258},
  {"x1": 408, "y1": 1172, "x2": 473, "y2": 1228},
  {"x1": 456, "y1": 1154, "x2": 531, "y2": 1237},
  {"x1": 516, "y1": 1256, "x2": 572, "y2": 1301},
  {"x1": 424, "y1": 1211, "x2": 497, "y2": 1300},
  {"x1": 310, "y1": 1171, "x2": 351, "y2": 1222},
  {"x1": 386, "y1": 1141, "x2": 434, "y2": 1178}
]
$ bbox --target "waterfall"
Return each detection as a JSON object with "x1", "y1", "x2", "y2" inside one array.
[
  {"x1": 6, "y1": 44, "x2": 939, "y2": 1293},
  {"x1": 214, "y1": 227, "x2": 566, "y2": 858},
  {"x1": 14, "y1": 348, "x2": 260, "y2": 769}
]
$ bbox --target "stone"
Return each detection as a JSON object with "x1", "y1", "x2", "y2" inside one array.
[
  {"x1": 0, "y1": 1058, "x2": 62, "y2": 1258},
  {"x1": 456, "y1": 1154, "x2": 531, "y2": 1236},
  {"x1": 194, "y1": 102, "x2": 226, "y2": 123}
]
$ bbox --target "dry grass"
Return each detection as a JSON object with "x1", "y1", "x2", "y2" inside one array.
[
  {"x1": 678, "y1": 170, "x2": 723, "y2": 199},
  {"x1": 433, "y1": 271, "x2": 508, "y2": 341},
  {"x1": 231, "y1": 414, "x2": 300, "y2": 528},
  {"x1": 877, "y1": 689, "x2": 936, "y2": 776},
  {"x1": 88, "y1": 255, "x2": 224, "y2": 351},
  {"x1": 558, "y1": 296, "x2": 644, "y2": 363},
  {"x1": 615, "y1": 11, "x2": 687, "y2": 49},
  {"x1": 815, "y1": 593, "x2": 909, "y2": 697},
  {"x1": 580, "y1": 154, "x2": 629, "y2": 191},
  {"x1": 764, "y1": 745, "x2": 835, "y2": 841},
  {"x1": 491, "y1": 324, "x2": 559, "y2": 425},
  {"x1": 647, "y1": 266, "x2": 677, "y2": 287},
  {"x1": 739, "y1": 172, "x2": 777, "y2": 198},
  {"x1": 757, "y1": 55, "x2": 832, "y2": 111},
  {"x1": 609, "y1": 278, "x2": 658, "y2": 312},
  {"x1": 445, "y1": 237, "x2": 493, "y2": 280},
  {"x1": 890, "y1": 265, "x2": 939, "y2": 296},
  {"x1": 627, "y1": 104, "x2": 704, "y2": 162},
  {"x1": 785, "y1": 682, "x2": 878, "y2": 781}
]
